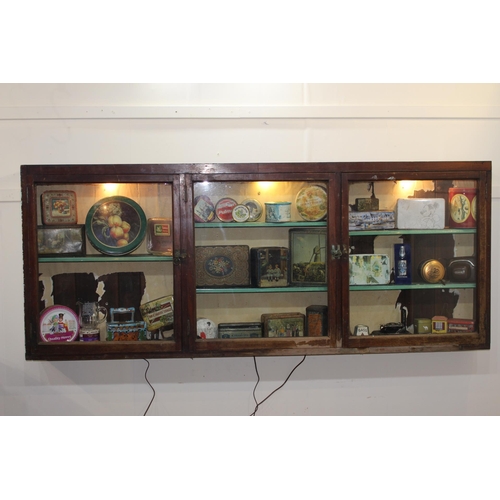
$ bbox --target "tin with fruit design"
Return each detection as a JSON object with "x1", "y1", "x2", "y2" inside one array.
[{"x1": 85, "y1": 196, "x2": 147, "y2": 255}]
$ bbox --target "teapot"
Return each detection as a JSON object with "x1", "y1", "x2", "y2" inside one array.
[{"x1": 77, "y1": 301, "x2": 107, "y2": 329}]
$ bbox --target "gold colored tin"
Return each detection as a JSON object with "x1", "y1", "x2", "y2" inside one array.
[{"x1": 419, "y1": 259, "x2": 446, "y2": 283}]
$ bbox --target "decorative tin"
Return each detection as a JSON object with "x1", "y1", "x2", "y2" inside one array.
[
  {"x1": 41, "y1": 190, "x2": 77, "y2": 225},
  {"x1": 449, "y1": 187, "x2": 477, "y2": 228},
  {"x1": 37, "y1": 225, "x2": 85, "y2": 256},
  {"x1": 448, "y1": 318, "x2": 475, "y2": 333},
  {"x1": 39, "y1": 305, "x2": 79, "y2": 342},
  {"x1": 349, "y1": 211, "x2": 395, "y2": 231},
  {"x1": 349, "y1": 254, "x2": 391, "y2": 285},
  {"x1": 197, "y1": 318, "x2": 218, "y2": 339},
  {"x1": 106, "y1": 307, "x2": 147, "y2": 341},
  {"x1": 250, "y1": 247, "x2": 289, "y2": 287},
  {"x1": 289, "y1": 228, "x2": 327, "y2": 285},
  {"x1": 447, "y1": 257, "x2": 476, "y2": 282},
  {"x1": 140, "y1": 295, "x2": 174, "y2": 332},
  {"x1": 195, "y1": 245, "x2": 250, "y2": 287},
  {"x1": 218, "y1": 322, "x2": 263, "y2": 339},
  {"x1": 432, "y1": 316, "x2": 448, "y2": 334},
  {"x1": 418, "y1": 259, "x2": 446, "y2": 283},
  {"x1": 261, "y1": 312, "x2": 305, "y2": 338},
  {"x1": 216, "y1": 197, "x2": 238, "y2": 222},
  {"x1": 146, "y1": 218, "x2": 173, "y2": 256},
  {"x1": 396, "y1": 198, "x2": 445, "y2": 229},
  {"x1": 194, "y1": 195, "x2": 216, "y2": 222},
  {"x1": 414, "y1": 318, "x2": 432, "y2": 334},
  {"x1": 306, "y1": 305, "x2": 328, "y2": 336},
  {"x1": 242, "y1": 199, "x2": 263, "y2": 221},
  {"x1": 85, "y1": 196, "x2": 147, "y2": 256},
  {"x1": 354, "y1": 324, "x2": 370, "y2": 336},
  {"x1": 265, "y1": 202, "x2": 291, "y2": 223},
  {"x1": 295, "y1": 185, "x2": 327, "y2": 221},
  {"x1": 232, "y1": 204, "x2": 250, "y2": 222},
  {"x1": 394, "y1": 243, "x2": 411, "y2": 285}
]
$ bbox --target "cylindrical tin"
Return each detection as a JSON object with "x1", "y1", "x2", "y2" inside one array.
[
  {"x1": 79, "y1": 328, "x2": 100, "y2": 342},
  {"x1": 265, "y1": 202, "x2": 291, "y2": 223},
  {"x1": 215, "y1": 198, "x2": 238, "y2": 222},
  {"x1": 418, "y1": 259, "x2": 446, "y2": 283},
  {"x1": 306, "y1": 305, "x2": 328, "y2": 336},
  {"x1": 449, "y1": 187, "x2": 477, "y2": 228}
]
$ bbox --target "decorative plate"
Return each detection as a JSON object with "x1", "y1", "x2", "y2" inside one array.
[
  {"x1": 295, "y1": 185, "x2": 328, "y2": 221},
  {"x1": 242, "y1": 199, "x2": 263, "y2": 221},
  {"x1": 193, "y1": 195, "x2": 216, "y2": 222},
  {"x1": 85, "y1": 196, "x2": 147, "y2": 255},
  {"x1": 40, "y1": 305, "x2": 79, "y2": 342}
]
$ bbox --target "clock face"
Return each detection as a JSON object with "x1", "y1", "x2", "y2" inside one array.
[{"x1": 450, "y1": 193, "x2": 471, "y2": 223}]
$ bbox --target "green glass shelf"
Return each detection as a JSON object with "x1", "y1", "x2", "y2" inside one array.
[
  {"x1": 196, "y1": 221, "x2": 327, "y2": 228},
  {"x1": 349, "y1": 228, "x2": 476, "y2": 236},
  {"x1": 350, "y1": 283, "x2": 476, "y2": 291},
  {"x1": 39, "y1": 254, "x2": 173, "y2": 263},
  {"x1": 197, "y1": 286, "x2": 327, "y2": 294}
]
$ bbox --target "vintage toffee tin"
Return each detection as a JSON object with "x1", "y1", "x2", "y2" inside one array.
[{"x1": 216, "y1": 198, "x2": 238, "y2": 222}]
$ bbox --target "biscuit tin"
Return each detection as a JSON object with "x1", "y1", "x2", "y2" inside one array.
[
  {"x1": 195, "y1": 245, "x2": 250, "y2": 287},
  {"x1": 396, "y1": 198, "x2": 445, "y2": 229},
  {"x1": 261, "y1": 312, "x2": 305, "y2": 337},
  {"x1": 306, "y1": 305, "x2": 328, "y2": 336},
  {"x1": 242, "y1": 199, "x2": 263, "y2": 221},
  {"x1": 39, "y1": 305, "x2": 79, "y2": 342},
  {"x1": 349, "y1": 254, "x2": 391, "y2": 285},
  {"x1": 265, "y1": 202, "x2": 291, "y2": 223},
  {"x1": 250, "y1": 247, "x2": 289, "y2": 287},
  {"x1": 41, "y1": 190, "x2": 77, "y2": 225},
  {"x1": 349, "y1": 211, "x2": 395, "y2": 231},
  {"x1": 218, "y1": 322, "x2": 263, "y2": 339},
  {"x1": 193, "y1": 195, "x2": 216, "y2": 222},
  {"x1": 140, "y1": 295, "x2": 174, "y2": 331},
  {"x1": 216, "y1": 197, "x2": 238, "y2": 222},
  {"x1": 37, "y1": 225, "x2": 85, "y2": 256},
  {"x1": 295, "y1": 185, "x2": 328, "y2": 221},
  {"x1": 289, "y1": 228, "x2": 327, "y2": 285},
  {"x1": 447, "y1": 318, "x2": 475, "y2": 333},
  {"x1": 449, "y1": 187, "x2": 477, "y2": 228},
  {"x1": 146, "y1": 218, "x2": 173, "y2": 256},
  {"x1": 106, "y1": 307, "x2": 147, "y2": 341}
]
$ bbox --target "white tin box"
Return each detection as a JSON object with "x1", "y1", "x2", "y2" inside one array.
[{"x1": 396, "y1": 198, "x2": 445, "y2": 229}]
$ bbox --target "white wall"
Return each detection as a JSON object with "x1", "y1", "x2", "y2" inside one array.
[{"x1": 1, "y1": 83, "x2": 499, "y2": 416}]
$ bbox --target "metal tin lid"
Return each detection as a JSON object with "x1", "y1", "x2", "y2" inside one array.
[
  {"x1": 194, "y1": 195, "x2": 216, "y2": 222},
  {"x1": 296, "y1": 185, "x2": 328, "y2": 221},
  {"x1": 215, "y1": 198, "x2": 238, "y2": 222},
  {"x1": 232, "y1": 204, "x2": 250, "y2": 222},
  {"x1": 419, "y1": 259, "x2": 446, "y2": 283},
  {"x1": 242, "y1": 199, "x2": 263, "y2": 221}
]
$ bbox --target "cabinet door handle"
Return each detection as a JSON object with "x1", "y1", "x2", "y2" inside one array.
[
  {"x1": 331, "y1": 245, "x2": 342, "y2": 259},
  {"x1": 173, "y1": 250, "x2": 187, "y2": 265}
]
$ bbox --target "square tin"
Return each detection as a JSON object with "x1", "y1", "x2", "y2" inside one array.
[
  {"x1": 41, "y1": 190, "x2": 77, "y2": 225},
  {"x1": 250, "y1": 247, "x2": 289, "y2": 287}
]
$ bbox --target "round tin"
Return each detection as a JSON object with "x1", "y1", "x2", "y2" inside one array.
[
  {"x1": 296, "y1": 185, "x2": 328, "y2": 221},
  {"x1": 232, "y1": 204, "x2": 250, "y2": 222},
  {"x1": 79, "y1": 328, "x2": 100, "y2": 342},
  {"x1": 193, "y1": 195, "x2": 216, "y2": 222},
  {"x1": 242, "y1": 199, "x2": 263, "y2": 221},
  {"x1": 197, "y1": 318, "x2": 218, "y2": 339},
  {"x1": 449, "y1": 187, "x2": 477, "y2": 228},
  {"x1": 215, "y1": 197, "x2": 238, "y2": 222},
  {"x1": 265, "y1": 202, "x2": 291, "y2": 223},
  {"x1": 85, "y1": 196, "x2": 147, "y2": 256},
  {"x1": 39, "y1": 305, "x2": 79, "y2": 342},
  {"x1": 419, "y1": 259, "x2": 446, "y2": 283}
]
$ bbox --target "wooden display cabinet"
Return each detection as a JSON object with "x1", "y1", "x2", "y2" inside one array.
[{"x1": 21, "y1": 162, "x2": 491, "y2": 360}]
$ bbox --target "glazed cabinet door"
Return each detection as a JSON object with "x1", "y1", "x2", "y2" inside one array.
[
  {"x1": 22, "y1": 165, "x2": 183, "y2": 360},
  {"x1": 342, "y1": 163, "x2": 491, "y2": 353},
  {"x1": 183, "y1": 172, "x2": 341, "y2": 357}
]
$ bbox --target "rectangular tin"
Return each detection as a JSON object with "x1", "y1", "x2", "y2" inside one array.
[
  {"x1": 349, "y1": 211, "x2": 395, "y2": 231},
  {"x1": 447, "y1": 318, "x2": 475, "y2": 333},
  {"x1": 37, "y1": 225, "x2": 85, "y2": 256},
  {"x1": 261, "y1": 312, "x2": 305, "y2": 338},
  {"x1": 349, "y1": 254, "x2": 391, "y2": 285},
  {"x1": 140, "y1": 295, "x2": 174, "y2": 332},
  {"x1": 289, "y1": 228, "x2": 327, "y2": 286},
  {"x1": 218, "y1": 322, "x2": 263, "y2": 339},
  {"x1": 106, "y1": 307, "x2": 148, "y2": 341},
  {"x1": 306, "y1": 305, "x2": 328, "y2": 336},
  {"x1": 146, "y1": 218, "x2": 173, "y2": 256},
  {"x1": 195, "y1": 245, "x2": 250, "y2": 287},
  {"x1": 396, "y1": 198, "x2": 445, "y2": 229},
  {"x1": 250, "y1": 247, "x2": 289, "y2": 287}
]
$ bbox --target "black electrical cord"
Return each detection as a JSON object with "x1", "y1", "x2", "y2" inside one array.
[
  {"x1": 250, "y1": 355, "x2": 307, "y2": 416},
  {"x1": 143, "y1": 359, "x2": 156, "y2": 416}
]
